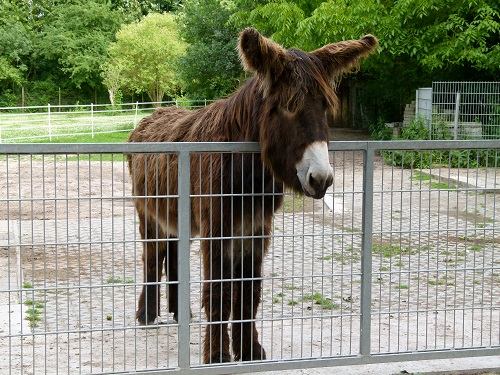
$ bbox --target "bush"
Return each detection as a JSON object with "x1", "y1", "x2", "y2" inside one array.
[
  {"x1": 369, "y1": 119, "x2": 393, "y2": 140},
  {"x1": 379, "y1": 118, "x2": 499, "y2": 168}
]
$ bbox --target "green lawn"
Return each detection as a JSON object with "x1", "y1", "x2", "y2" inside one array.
[{"x1": 27, "y1": 130, "x2": 131, "y2": 143}]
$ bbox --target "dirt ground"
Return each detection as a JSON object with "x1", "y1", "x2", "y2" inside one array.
[{"x1": 0, "y1": 148, "x2": 498, "y2": 374}]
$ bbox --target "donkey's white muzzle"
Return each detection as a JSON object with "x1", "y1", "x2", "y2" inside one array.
[{"x1": 295, "y1": 141, "x2": 333, "y2": 199}]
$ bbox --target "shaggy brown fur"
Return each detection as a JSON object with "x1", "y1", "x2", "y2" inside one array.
[{"x1": 128, "y1": 28, "x2": 377, "y2": 364}]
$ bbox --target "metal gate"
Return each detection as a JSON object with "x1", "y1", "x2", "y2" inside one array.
[{"x1": 0, "y1": 141, "x2": 499, "y2": 374}]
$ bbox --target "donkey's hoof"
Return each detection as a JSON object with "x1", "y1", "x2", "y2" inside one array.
[
  {"x1": 205, "y1": 352, "x2": 231, "y2": 364},
  {"x1": 239, "y1": 343, "x2": 266, "y2": 361},
  {"x1": 136, "y1": 307, "x2": 158, "y2": 325},
  {"x1": 172, "y1": 308, "x2": 193, "y2": 323}
]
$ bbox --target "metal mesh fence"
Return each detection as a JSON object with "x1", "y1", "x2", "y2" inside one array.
[
  {"x1": 0, "y1": 141, "x2": 498, "y2": 374},
  {"x1": 432, "y1": 82, "x2": 500, "y2": 140}
]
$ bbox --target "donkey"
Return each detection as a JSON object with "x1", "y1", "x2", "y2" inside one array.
[{"x1": 128, "y1": 28, "x2": 377, "y2": 364}]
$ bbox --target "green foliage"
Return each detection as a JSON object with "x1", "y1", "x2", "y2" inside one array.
[
  {"x1": 177, "y1": 0, "x2": 243, "y2": 99},
  {"x1": 104, "y1": 13, "x2": 186, "y2": 102},
  {"x1": 380, "y1": 118, "x2": 500, "y2": 169},
  {"x1": 37, "y1": 1, "x2": 123, "y2": 89},
  {"x1": 232, "y1": 0, "x2": 499, "y2": 125},
  {"x1": 0, "y1": 1, "x2": 33, "y2": 85},
  {"x1": 0, "y1": 0, "x2": 498, "y2": 114},
  {"x1": 369, "y1": 119, "x2": 393, "y2": 140}
]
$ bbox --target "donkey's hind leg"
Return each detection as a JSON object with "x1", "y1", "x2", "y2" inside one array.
[
  {"x1": 136, "y1": 216, "x2": 167, "y2": 325},
  {"x1": 164, "y1": 237, "x2": 179, "y2": 321}
]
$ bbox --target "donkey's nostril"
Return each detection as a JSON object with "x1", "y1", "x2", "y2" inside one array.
[
  {"x1": 309, "y1": 173, "x2": 317, "y2": 189},
  {"x1": 326, "y1": 173, "x2": 333, "y2": 189}
]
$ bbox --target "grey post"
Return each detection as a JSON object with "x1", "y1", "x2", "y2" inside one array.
[
  {"x1": 177, "y1": 150, "x2": 191, "y2": 369},
  {"x1": 360, "y1": 146, "x2": 374, "y2": 356}
]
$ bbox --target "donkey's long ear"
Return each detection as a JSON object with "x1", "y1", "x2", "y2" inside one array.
[
  {"x1": 312, "y1": 35, "x2": 378, "y2": 79},
  {"x1": 238, "y1": 28, "x2": 288, "y2": 86}
]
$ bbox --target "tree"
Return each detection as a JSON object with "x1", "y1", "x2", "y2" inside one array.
[
  {"x1": 101, "y1": 61, "x2": 124, "y2": 105},
  {"x1": 103, "y1": 13, "x2": 186, "y2": 103},
  {"x1": 0, "y1": 1, "x2": 33, "y2": 85},
  {"x1": 36, "y1": 1, "x2": 123, "y2": 90},
  {"x1": 231, "y1": 0, "x2": 499, "y2": 123},
  {"x1": 176, "y1": 0, "x2": 243, "y2": 99}
]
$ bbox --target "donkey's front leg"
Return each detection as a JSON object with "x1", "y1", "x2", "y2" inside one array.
[
  {"x1": 201, "y1": 237, "x2": 232, "y2": 364},
  {"x1": 231, "y1": 235, "x2": 267, "y2": 361}
]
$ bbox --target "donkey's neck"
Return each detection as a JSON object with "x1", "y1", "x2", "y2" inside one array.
[{"x1": 212, "y1": 77, "x2": 264, "y2": 142}]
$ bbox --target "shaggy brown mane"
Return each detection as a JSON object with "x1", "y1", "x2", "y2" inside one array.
[{"x1": 131, "y1": 51, "x2": 339, "y2": 145}]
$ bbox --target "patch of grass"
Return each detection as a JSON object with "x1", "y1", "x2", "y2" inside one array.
[
  {"x1": 428, "y1": 277, "x2": 454, "y2": 286},
  {"x1": 469, "y1": 243, "x2": 484, "y2": 252},
  {"x1": 284, "y1": 284, "x2": 299, "y2": 291},
  {"x1": 287, "y1": 300, "x2": 298, "y2": 307},
  {"x1": 412, "y1": 171, "x2": 456, "y2": 190},
  {"x1": 282, "y1": 194, "x2": 304, "y2": 213},
  {"x1": 276, "y1": 292, "x2": 284, "y2": 298},
  {"x1": 106, "y1": 276, "x2": 134, "y2": 284},
  {"x1": 272, "y1": 297, "x2": 281, "y2": 304},
  {"x1": 396, "y1": 284, "x2": 409, "y2": 290},
  {"x1": 26, "y1": 130, "x2": 131, "y2": 144},
  {"x1": 412, "y1": 171, "x2": 432, "y2": 182},
  {"x1": 372, "y1": 242, "x2": 413, "y2": 258},
  {"x1": 430, "y1": 181, "x2": 455, "y2": 189},
  {"x1": 22, "y1": 281, "x2": 33, "y2": 289},
  {"x1": 319, "y1": 255, "x2": 333, "y2": 261},
  {"x1": 25, "y1": 306, "x2": 43, "y2": 328},
  {"x1": 24, "y1": 299, "x2": 44, "y2": 309},
  {"x1": 106, "y1": 314, "x2": 113, "y2": 321},
  {"x1": 302, "y1": 292, "x2": 339, "y2": 310}
]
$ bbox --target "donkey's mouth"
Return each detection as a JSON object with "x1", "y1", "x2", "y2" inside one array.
[{"x1": 302, "y1": 187, "x2": 328, "y2": 200}]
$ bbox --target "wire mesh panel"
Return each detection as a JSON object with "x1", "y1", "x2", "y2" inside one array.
[
  {"x1": 0, "y1": 142, "x2": 498, "y2": 375},
  {"x1": 432, "y1": 82, "x2": 500, "y2": 140},
  {"x1": 0, "y1": 151, "x2": 179, "y2": 374},
  {"x1": 186, "y1": 150, "x2": 364, "y2": 368},
  {"x1": 371, "y1": 147, "x2": 499, "y2": 353}
]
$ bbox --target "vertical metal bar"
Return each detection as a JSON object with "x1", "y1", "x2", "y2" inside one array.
[
  {"x1": 453, "y1": 92, "x2": 461, "y2": 140},
  {"x1": 360, "y1": 146, "x2": 374, "y2": 356},
  {"x1": 177, "y1": 151, "x2": 191, "y2": 369}
]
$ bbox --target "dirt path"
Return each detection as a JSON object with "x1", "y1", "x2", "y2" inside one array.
[{"x1": 0, "y1": 155, "x2": 498, "y2": 374}]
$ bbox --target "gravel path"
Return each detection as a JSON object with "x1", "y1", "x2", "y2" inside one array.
[{"x1": 0, "y1": 155, "x2": 498, "y2": 374}]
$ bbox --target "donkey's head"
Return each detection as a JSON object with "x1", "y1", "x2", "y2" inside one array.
[{"x1": 238, "y1": 28, "x2": 377, "y2": 199}]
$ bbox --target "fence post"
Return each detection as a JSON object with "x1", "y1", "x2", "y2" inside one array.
[
  {"x1": 133, "y1": 101, "x2": 139, "y2": 129},
  {"x1": 91, "y1": 103, "x2": 95, "y2": 138},
  {"x1": 415, "y1": 89, "x2": 419, "y2": 117},
  {"x1": 48, "y1": 103, "x2": 52, "y2": 141},
  {"x1": 204, "y1": 99, "x2": 207, "y2": 106},
  {"x1": 177, "y1": 150, "x2": 191, "y2": 369},
  {"x1": 453, "y1": 91, "x2": 461, "y2": 140},
  {"x1": 360, "y1": 146, "x2": 374, "y2": 356}
]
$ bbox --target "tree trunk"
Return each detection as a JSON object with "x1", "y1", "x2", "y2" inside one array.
[{"x1": 108, "y1": 89, "x2": 115, "y2": 106}]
